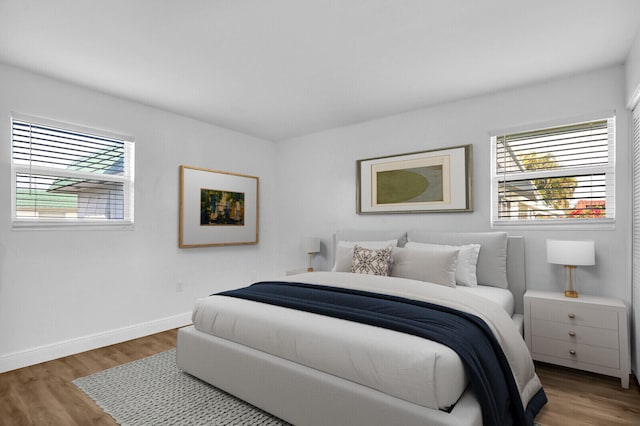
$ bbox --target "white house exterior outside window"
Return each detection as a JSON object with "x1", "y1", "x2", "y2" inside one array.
[{"x1": 11, "y1": 114, "x2": 135, "y2": 229}]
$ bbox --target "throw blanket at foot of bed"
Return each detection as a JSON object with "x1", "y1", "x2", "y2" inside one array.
[{"x1": 220, "y1": 281, "x2": 547, "y2": 426}]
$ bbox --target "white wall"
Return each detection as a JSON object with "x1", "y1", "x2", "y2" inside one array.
[
  {"x1": 626, "y1": 26, "x2": 640, "y2": 107},
  {"x1": 277, "y1": 66, "x2": 631, "y2": 306},
  {"x1": 0, "y1": 63, "x2": 277, "y2": 371}
]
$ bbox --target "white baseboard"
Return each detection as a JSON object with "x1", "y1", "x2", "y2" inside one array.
[{"x1": 0, "y1": 312, "x2": 192, "y2": 374}]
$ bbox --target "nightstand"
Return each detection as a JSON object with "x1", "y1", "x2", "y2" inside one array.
[{"x1": 524, "y1": 290, "x2": 630, "y2": 388}]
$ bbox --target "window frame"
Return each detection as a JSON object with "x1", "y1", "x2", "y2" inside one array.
[
  {"x1": 10, "y1": 113, "x2": 135, "y2": 230},
  {"x1": 490, "y1": 113, "x2": 615, "y2": 230}
]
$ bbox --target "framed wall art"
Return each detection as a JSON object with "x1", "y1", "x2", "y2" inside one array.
[
  {"x1": 179, "y1": 165, "x2": 259, "y2": 247},
  {"x1": 356, "y1": 145, "x2": 472, "y2": 214}
]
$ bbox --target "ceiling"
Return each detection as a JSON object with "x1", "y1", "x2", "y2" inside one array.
[{"x1": 1, "y1": 0, "x2": 640, "y2": 141}]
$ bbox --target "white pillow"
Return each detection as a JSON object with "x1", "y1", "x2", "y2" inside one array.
[
  {"x1": 333, "y1": 240, "x2": 398, "y2": 272},
  {"x1": 405, "y1": 242, "x2": 481, "y2": 287},
  {"x1": 390, "y1": 246, "x2": 459, "y2": 288}
]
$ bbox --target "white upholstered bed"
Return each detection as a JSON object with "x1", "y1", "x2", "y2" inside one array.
[{"x1": 176, "y1": 231, "x2": 544, "y2": 425}]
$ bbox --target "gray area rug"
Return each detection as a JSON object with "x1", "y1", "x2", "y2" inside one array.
[{"x1": 73, "y1": 349, "x2": 289, "y2": 425}]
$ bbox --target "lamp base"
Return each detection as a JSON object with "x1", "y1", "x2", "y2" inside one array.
[
  {"x1": 307, "y1": 267, "x2": 314, "y2": 272},
  {"x1": 564, "y1": 290, "x2": 579, "y2": 298}
]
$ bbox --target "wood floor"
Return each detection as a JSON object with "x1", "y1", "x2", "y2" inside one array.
[
  {"x1": 534, "y1": 362, "x2": 640, "y2": 425},
  {"x1": 0, "y1": 330, "x2": 177, "y2": 426},
  {"x1": 0, "y1": 329, "x2": 639, "y2": 425}
]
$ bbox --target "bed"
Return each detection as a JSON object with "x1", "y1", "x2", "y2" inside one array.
[{"x1": 176, "y1": 230, "x2": 546, "y2": 425}]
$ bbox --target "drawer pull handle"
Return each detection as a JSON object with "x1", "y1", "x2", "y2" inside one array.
[
  {"x1": 568, "y1": 331, "x2": 576, "y2": 337},
  {"x1": 569, "y1": 349, "x2": 577, "y2": 356},
  {"x1": 568, "y1": 313, "x2": 576, "y2": 319}
]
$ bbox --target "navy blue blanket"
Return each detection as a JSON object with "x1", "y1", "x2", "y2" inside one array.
[{"x1": 219, "y1": 281, "x2": 547, "y2": 425}]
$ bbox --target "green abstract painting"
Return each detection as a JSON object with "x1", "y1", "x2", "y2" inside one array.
[{"x1": 376, "y1": 165, "x2": 443, "y2": 204}]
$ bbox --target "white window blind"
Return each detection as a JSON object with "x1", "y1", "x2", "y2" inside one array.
[
  {"x1": 11, "y1": 115, "x2": 135, "y2": 228},
  {"x1": 491, "y1": 116, "x2": 615, "y2": 226}
]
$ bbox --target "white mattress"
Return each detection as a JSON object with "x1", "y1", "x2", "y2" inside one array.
[
  {"x1": 192, "y1": 292, "x2": 468, "y2": 410},
  {"x1": 457, "y1": 285, "x2": 514, "y2": 316},
  {"x1": 191, "y1": 273, "x2": 524, "y2": 412}
]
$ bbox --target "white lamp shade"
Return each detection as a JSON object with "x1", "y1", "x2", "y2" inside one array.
[
  {"x1": 546, "y1": 239, "x2": 595, "y2": 266},
  {"x1": 303, "y1": 237, "x2": 321, "y2": 254}
]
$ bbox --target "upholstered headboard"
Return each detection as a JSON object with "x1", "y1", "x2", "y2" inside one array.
[{"x1": 331, "y1": 230, "x2": 526, "y2": 315}]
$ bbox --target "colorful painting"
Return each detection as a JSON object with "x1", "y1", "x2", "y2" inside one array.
[
  {"x1": 179, "y1": 165, "x2": 259, "y2": 248},
  {"x1": 200, "y1": 189, "x2": 244, "y2": 226}
]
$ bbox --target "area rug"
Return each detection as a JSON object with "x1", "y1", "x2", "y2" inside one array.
[{"x1": 73, "y1": 349, "x2": 289, "y2": 425}]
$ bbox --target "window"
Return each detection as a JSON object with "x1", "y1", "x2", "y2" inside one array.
[
  {"x1": 491, "y1": 115, "x2": 615, "y2": 226},
  {"x1": 11, "y1": 114, "x2": 134, "y2": 228}
]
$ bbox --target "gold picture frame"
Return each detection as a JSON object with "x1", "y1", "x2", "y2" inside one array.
[
  {"x1": 356, "y1": 145, "x2": 472, "y2": 214},
  {"x1": 179, "y1": 165, "x2": 259, "y2": 247}
]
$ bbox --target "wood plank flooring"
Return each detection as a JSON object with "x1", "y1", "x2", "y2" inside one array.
[
  {"x1": 534, "y1": 362, "x2": 640, "y2": 425},
  {"x1": 0, "y1": 328, "x2": 639, "y2": 425},
  {"x1": 0, "y1": 330, "x2": 177, "y2": 426}
]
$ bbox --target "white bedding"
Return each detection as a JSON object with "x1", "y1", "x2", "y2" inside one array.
[
  {"x1": 288, "y1": 272, "x2": 542, "y2": 407},
  {"x1": 458, "y1": 285, "x2": 514, "y2": 316},
  {"x1": 193, "y1": 290, "x2": 467, "y2": 409},
  {"x1": 192, "y1": 272, "x2": 541, "y2": 413}
]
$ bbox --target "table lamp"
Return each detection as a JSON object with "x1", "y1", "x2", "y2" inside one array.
[
  {"x1": 546, "y1": 239, "x2": 595, "y2": 298},
  {"x1": 303, "y1": 237, "x2": 320, "y2": 272}
]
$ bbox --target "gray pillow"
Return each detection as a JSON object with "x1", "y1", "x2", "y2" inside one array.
[
  {"x1": 405, "y1": 242, "x2": 481, "y2": 287},
  {"x1": 390, "y1": 246, "x2": 459, "y2": 288},
  {"x1": 407, "y1": 231, "x2": 508, "y2": 288}
]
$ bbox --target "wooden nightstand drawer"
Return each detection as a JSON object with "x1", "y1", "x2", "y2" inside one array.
[
  {"x1": 531, "y1": 336, "x2": 620, "y2": 369},
  {"x1": 530, "y1": 318, "x2": 619, "y2": 349},
  {"x1": 530, "y1": 300, "x2": 618, "y2": 330}
]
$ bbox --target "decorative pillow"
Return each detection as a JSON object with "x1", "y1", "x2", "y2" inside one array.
[
  {"x1": 405, "y1": 242, "x2": 481, "y2": 287},
  {"x1": 351, "y1": 245, "x2": 392, "y2": 276},
  {"x1": 390, "y1": 246, "x2": 459, "y2": 288},
  {"x1": 333, "y1": 240, "x2": 398, "y2": 272},
  {"x1": 407, "y1": 231, "x2": 508, "y2": 288}
]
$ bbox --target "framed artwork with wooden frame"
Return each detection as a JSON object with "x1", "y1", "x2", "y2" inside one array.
[
  {"x1": 356, "y1": 145, "x2": 472, "y2": 214},
  {"x1": 179, "y1": 165, "x2": 259, "y2": 247}
]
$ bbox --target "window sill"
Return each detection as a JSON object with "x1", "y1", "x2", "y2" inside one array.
[
  {"x1": 491, "y1": 218, "x2": 615, "y2": 231},
  {"x1": 12, "y1": 220, "x2": 134, "y2": 231}
]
